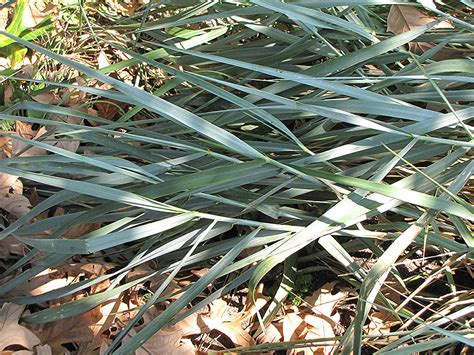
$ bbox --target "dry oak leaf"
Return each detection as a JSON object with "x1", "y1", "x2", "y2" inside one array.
[
  {"x1": 13, "y1": 122, "x2": 48, "y2": 157},
  {"x1": 0, "y1": 173, "x2": 23, "y2": 194},
  {"x1": 0, "y1": 4, "x2": 9, "y2": 31},
  {"x1": 138, "y1": 327, "x2": 196, "y2": 355},
  {"x1": 3, "y1": 344, "x2": 53, "y2": 355},
  {"x1": 293, "y1": 282, "x2": 348, "y2": 354},
  {"x1": 366, "y1": 310, "x2": 400, "y2": 338},
  {"x1": 282, "y1": 312, "x2": 305, "y2": 343},
  {"x1": 0, "y1": 303, "x2": 41, "y2": 352},
  {"x1": 104, "y1": 0, "x2": 149, "y2": 16},
  {"x1": 201, "y1": 299, "x2": 255, "y2": 347},
  {"x1": 0, "y1": 135, "x2": 13, "y2": 159},
  {"x1": 35, "y1": 306, "x2": 103, "y2": 354},
  {"x1": 387, "y1": 5, "x2": 453, "y2": 34},
  {"x1": 304, "y1": 282, "x2": 346, "y2": 325},
  {"x1": 122, "y1": 324, "x2": 195, "y2": 355},
  {"x1": 97, "y1": 50, "x2": 110, "y2": 69},
  {"x1": 21, "y1": 0, "x2": 57, "y2": 30},
  {"x1": 32, "y1": 92, "x2": 61, "y2": 105},
  {"x1": 5, "y1": 268, "x2": 76, "y2": 300},
  {"x1": 255, "y1": 322, "x2": 281, "y2": 344},
  {"x1": 89, "y1": 297, "x2": 136, "y2": 351},
  {"x1": 387, "y1": 5, "x2": 463, "y2": 59},
  {"x1": 0, "y1": 193, "x2": 32, "y2": 218},
  {"x1": 0, "y1": 236, "x2": 25, "y2": 258},
  {"x1": 197, "y1": 284, "x2": 269, "y2": 348}
]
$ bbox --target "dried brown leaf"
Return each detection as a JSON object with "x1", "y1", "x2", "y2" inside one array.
[
  {"x1": 304, "y1": 282, "x2": 345, "y2": 322},
  {"x1": 282, "y1": 313, "x2": 304, "y2": 342},
  {"x1": 366, "y1": 310, "x2": 399, "y2": 337},
  {"x1": 32, "y1": 92, "x2": 60, "y2": 105},
  {"x1": 0, "y1": 303, "x2": 41, "y2": 352},
  {"x1": 387, "y1": 5, "x2": 453, "y2": 35},
  {"x1": 6, "y1": 268, "x2": 76, "y2": 300},
  {"x1": 0, "y1": 236, "x2": 25, "y2": 258},
  {"x1": 0, "y1": 5, "x2": 9, "y2": 31},
  {"x1": 104, "y1": 0, "x2": 148, "y2": 16},
  {"x1": 36, "y1": 307, "x2": 102, "y2": 354},
  {"x1": 0, "y1": 193, "x2": 32, "y2": 218},
  {"x1": 124, "y1": 325, "x2": 195, "y2": 355},
  {"x1": 0, "y1": 173, "x2": 23, "y2": 194},
  {"x1": 34, "y1": 344, "x2": 52, "y2": 355},
  {"x1": 97, "y1": 50, "x2": 110, "y2": 69},
  {"x1": 200, "y1": 299, "x2": 255, "y2": 347},
  {"x1": 386, "y1": 5, "x2": 465, "y2": 59},
  {"x1": 22, "y1": 0, "x2": 57, "y2": 30},
  {"x1": 255, "y1": 323, "x2": 281, "y2": 344},
  {"x1": 4, "y1": 82, "x2": 13, "y2": 106}
]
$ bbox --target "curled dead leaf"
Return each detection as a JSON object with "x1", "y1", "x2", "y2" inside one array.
[
  {"x1": 0, "y1": 193, "x2": 32, "y2": 218},
  {"x1": 22, "y1": 0, "x2": 57, "y2": 30},
  {"x1": 0, "y1": 4, "x2": 8, "y2": 31},
  {"x1": 104, "y1": 0, "x2": 149, "y2": 17},
  {"x1": 282, "y1": 313, "x2": 304, "y2": 342},
  {"x1": 0, "y1": 173, "x2": 23, "y2": 194},
  {"x1": 0, "y1": 303, "x2": 41, "y2": 352},
  {"x1": 255, "y1": 323, "x2": 281, "y2": 344},
  {"x1": 304, "y1": 282, "x2": 345, "y2": 321},
  {"x1": 97, "y1": 50, "x2": 110, "y2": 69},
  {"x1": 365, "y1": 310, "x2": 400, "y2": 344}
]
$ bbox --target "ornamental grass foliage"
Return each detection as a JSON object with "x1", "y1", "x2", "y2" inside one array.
[{"x1": 0, "y1": 0, "x2": 472, "y2": 354}]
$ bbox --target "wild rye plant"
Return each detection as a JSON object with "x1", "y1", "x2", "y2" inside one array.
[{"x1": 0, "y1": 0, "x2": 473, "y2": 353}]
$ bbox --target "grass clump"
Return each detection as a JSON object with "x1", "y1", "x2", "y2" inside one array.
[{"x1": 0, "y1": 0, "x2": 472, "y2": 354}]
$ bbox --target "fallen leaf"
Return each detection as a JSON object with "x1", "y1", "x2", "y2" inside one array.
[
  {"x1": 94, "y1": 100, "x2": 122, "y2": 121},
  {"x1": 12, "y1": 118, "x2": 82, "y2": 156},
  {"x1": 0, "y1": 173, "x2": 23, "y2": 194},
  {"x1": 32, "y1": 92, "x2": 60, "y2": 105},
  {"x1": 0, "y1": 236, "x2": 25, "y2": 258},
  {"x1": 200, "y1": 299, "x2": 255, "y2": 347},
  {"x1": 89, "y1": 297, "x2": 135, "y2": 350},
  {"x1": 125, "y1": 325, "x2": 196, "y2": 355},
  {"x1": 387, "y1": 5, "x2": 464, "y2": 59},
  {"x1": 281, "y1": 282, "x2": 349, "y2": 355},
  {"x1": 64, "y1": 222, "x2": 102, "y2": 238},
  {"x1": 3, "y1": 82, "x2": 13, "y2": 106},
  {"x1": 365, "y1": 310, "x2": 399, "y2": 340},
  {"x1": 34, "y1": 344, "x2": 52, "y2": 355},
  {"x1": 0, "y1": 193, "x2": 32, "y2": 218},
  {"x1": 282, "y1": 312, "x2": 304, "y2": 342},
  {"x1": 13, "y1": 123, "x2": 48, "y2": 157},
  {"x1": 104, "y1": 0, "x2": 148, "y2": 16},
  {"x1": 6, "y1": 268, "x2": 76, "y2": 300},
  {"x1": 36, "y1": 306, "x2": 103, "y2": 354},
  {"x1": 0, "y1": 303, "x2": 41, "y2": 352},
  {"x1": 255, "y1": 323, "x2": 281, "y2": 344},
  {"x1": 387, "y1": 5, "x2": 453, "y2": 35},
  {"x1": 0, "y1": 135, "x2": 12, "y2": 159},
  {"x1": 0, "y1": 4, "x2": 9, "y2": 31},
  {"x1": 304, "y1": 282, "x2": 346, "y2": 324},
  {"x1": 22, "y1": 0, "x2": 57, "y2": 29},
  {"x1": 97, "y1": 50, "x2": 110, "y2": 69},
  {"x1": 304, "y1": 314, "x2": 336, "y2": 338}
]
